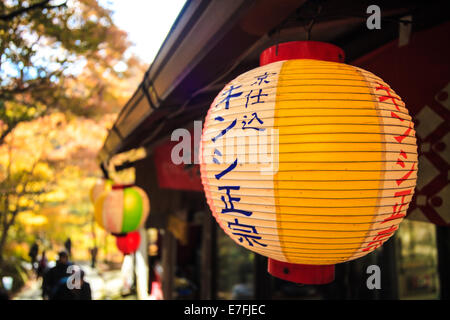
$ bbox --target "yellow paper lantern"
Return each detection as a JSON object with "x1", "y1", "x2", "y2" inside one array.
[
  {"x1": 94, "y1": 184, "x2": 150, "y2": 234},
  {"x1": 199, "y1": 41, "x2": 417, "y2": 283}
]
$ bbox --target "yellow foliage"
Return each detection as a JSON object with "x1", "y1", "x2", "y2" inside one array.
[
  {"x1": 17, "y1": 210, "x2": 48, "y2": 227},
  {"x1": 44, "y1": 189, "x2": 67, "y2": 202}
]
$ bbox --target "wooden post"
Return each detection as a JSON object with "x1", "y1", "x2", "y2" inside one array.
[
  {"x1": 162, "y1": 230, "x2": 177, "y2": 300},
  {"x1": 254, "y1": 255, "x2": 272, "y2": 299},
  {"x1": 436, "y1": 225, "x2": 450, "y2": 300},
  {"x1": 200, "y1": 212, "x2": 217, "y2": 299},
  {"x1": 380, "y1": 235, "x2": 399, "y2": 299}
]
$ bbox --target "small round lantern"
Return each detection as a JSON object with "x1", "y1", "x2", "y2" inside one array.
[
  {"x1": 200, "y1": 41, "x2": 418, "y2": 284},
  {"x1": 90, "y1": 179, "x2": 113, "y2": 204},
  {"x1": 116, "y1": 231, "x2": 141, "y2": 255},
  {"x1": 94, "y1": 184, "x2": 150, "y2": 234}
]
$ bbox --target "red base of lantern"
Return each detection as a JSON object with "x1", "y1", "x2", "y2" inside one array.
[
  {"x1": 268, "y1": 258, "x2": 335, "y2": 285},
  {"x1": 115, "y1": 231, "x2": 141, "y2": 255}
]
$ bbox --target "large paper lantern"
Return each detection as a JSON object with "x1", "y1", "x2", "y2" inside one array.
[
  {"x1": 90, "y1": 179, "x2": 113, "y2": 204},
  {"x1": 200, "y1": 41, "x2": 418, "y2": 284},
  {"x1": 95, "y1": 184, "x2": 150, "y2": 234},
  {"x1": 116, "y1": 231, "x2": 141, "y2": 255}
]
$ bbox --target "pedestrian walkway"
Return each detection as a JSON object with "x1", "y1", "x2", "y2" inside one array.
[
  {"x1": 13, "y1": 262, "x2": 135, "y2": 300},
  {"x1": 14, "y1": 277, "x2": 43, "y2": 300}
]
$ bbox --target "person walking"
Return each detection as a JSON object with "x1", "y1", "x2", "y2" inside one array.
[
  {"x1": 28, "y1": 242, "x2": 39, "y2": 275},
  {"x1": 42, "y1": 251, "x2": 71, "y2": 300},
  {"x1": 90, "y1": 247, "x2": 98, "y2": 269},
  {"x1": 52, "y1": 267, "x2": 92, "y2": 300},
  {"x1": 37, "y1": 250, "x2": 48, "y2": 279},
  {"x1": 64, "y1": 238, "x2": 72, "y2": 258}
]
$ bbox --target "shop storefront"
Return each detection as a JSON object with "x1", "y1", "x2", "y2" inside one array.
[{"x1": 98, "y1": 0, "x2": 450, "y2": 300}]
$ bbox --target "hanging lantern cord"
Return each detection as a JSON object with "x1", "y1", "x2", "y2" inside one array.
[
  {"x1": 303, "y1": 4, "x2": 322, "y2": 41},
  {"x1": 275, "y1": 28, "x2": 281, "y2": 56},
  {"x1": 305, "y1": 19, "x2": 313, "y2": 40}
]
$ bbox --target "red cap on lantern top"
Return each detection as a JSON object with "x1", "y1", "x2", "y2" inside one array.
[
  {"x1": 116, "y1": 231, "x2": 141, "y2": 255},
  {"x1": 260, "y1": 41, "x2": 345, "y2": 65},
  {"x1": 259, "y1": 41, "x2": 346, "y2": 285}
]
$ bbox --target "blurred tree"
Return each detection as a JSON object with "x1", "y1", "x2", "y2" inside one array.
[
  {"x1": 0, "y1": 0, "x2": 148, "y2": 268},
  {"x1": 0, "y1": 111, "x2": 119, "y2": 266},
  {"x1": 0, "y1": 0, "x2": 143, "y2": 145},
  {"x1": 0, "y1": 114, "x2": 59, "y2": 266}
]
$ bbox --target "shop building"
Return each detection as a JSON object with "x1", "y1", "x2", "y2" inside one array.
[{"x1": 98, "y1": 0, "x2": 450, "y2": 300}]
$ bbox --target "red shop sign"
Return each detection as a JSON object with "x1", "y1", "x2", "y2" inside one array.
[{"x1": 153, "y1": 128, "x2": 203, "y2": 192}]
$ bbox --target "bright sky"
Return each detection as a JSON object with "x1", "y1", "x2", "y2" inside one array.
[
  {"x1": 1, "y1": 1, "x2": 187, "y2": 81},
  {"x1": 100, "y1": 0, "x2": 187, "y2": 64}
]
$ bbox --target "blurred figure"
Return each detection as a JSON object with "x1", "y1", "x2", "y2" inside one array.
[
  {"x1": 52, "y1": 267, "x2": 92, "y2": 300},
  {"x1": 42, "y1": 251, "x2": 71, "y2": 300},
  {"x1": 120, "y1": 254, "x2": 134, "y2": 296},
  {"x1": 231, "y1": 266, "x2": 253, "y2": 299},
  {"x1": 231, "y1": 283, "x2": 253, "y2": 299},
  {"x1": 64, "y1": 238, "x2": 72, "y2": 258},
  {"x1": 28, "y1": 242, "x2": 39, "y2": 275},
  {"x1": 37, "y1": 250, "x2": 48, "y2": 279},
  {"x1": 0, "y1": 287, "x2": 9, "y2": 300},
  {"x1": 148, "y1": 260, "x2": 163, "y2": 300},
  {"x1": 71, "y1": 269, "x2": 92, "y2": 300},
  {"x1": 174, "y1": 267, "x2": 197, "y2": 299},
  {"x1": 90, "y1": 247, "x2": 98, "y2": 269}
]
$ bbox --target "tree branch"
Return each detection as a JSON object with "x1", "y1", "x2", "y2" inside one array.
[
  {"x1": 0, "y1": 1, "x2": 67, "y2": 22},
  {"x1": 0, "y1": 126, "x2": 14, "y2": 146},
  {"x1": 0, "y1": 68, "x2": 64, "y2": 101}
]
